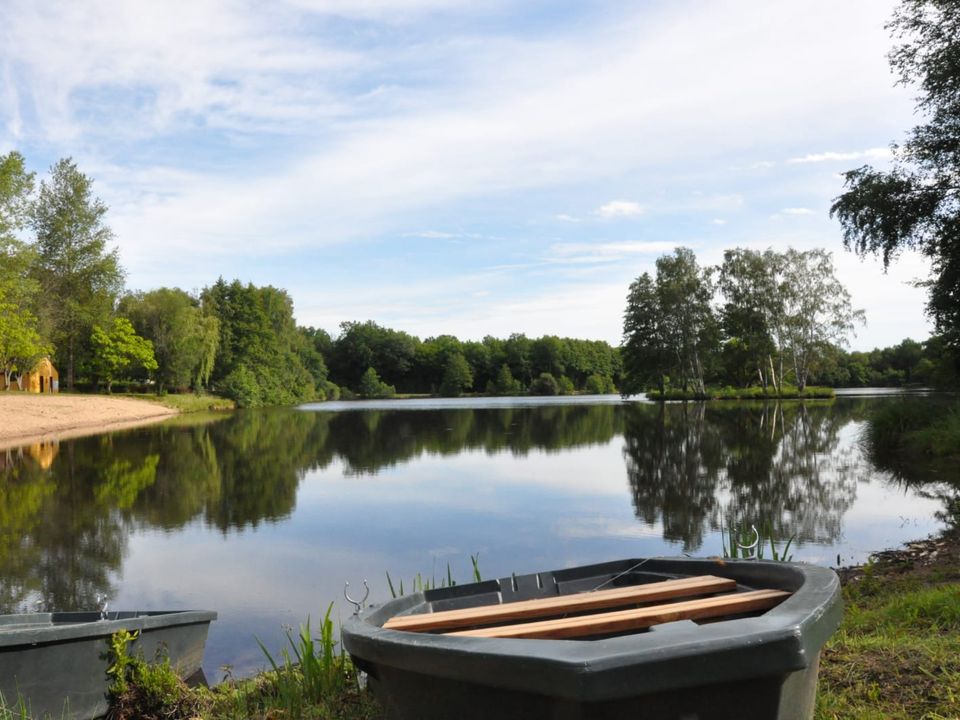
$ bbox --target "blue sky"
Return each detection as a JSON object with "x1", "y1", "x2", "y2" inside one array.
[{"x1": 0, "y1": 0, "x2": 933, "y2": 349}]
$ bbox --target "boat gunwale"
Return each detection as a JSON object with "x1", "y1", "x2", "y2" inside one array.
[
  {"x1": 0, "y1": 610, "x2": 217, "y2": 649},
  {"x1": 342, "y1": 557, "x2": 842, "y2": 702}
]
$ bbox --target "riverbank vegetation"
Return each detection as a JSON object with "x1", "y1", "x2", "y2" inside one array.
[
  {"x1": 816, "y1": 529, "x2": 960, "y2": 719},
  {"x1": 864, "y1": 397, "x2": 960, "y2": 464}
]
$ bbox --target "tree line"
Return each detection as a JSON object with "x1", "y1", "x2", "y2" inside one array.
[
  {"x1": 0, "y1": 155, "x2": 621, "y2": 406},
  {"x1": 620, "y1": 246, "x2": 865, "y2": 395}
]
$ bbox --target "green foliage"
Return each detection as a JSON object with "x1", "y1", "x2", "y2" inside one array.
[
  {"x1": 201, "y1": 279, "x2": 316, "y2": 406},
  {"x1": 557, "y1": 375, "x2": 575, "y2": 395},
  {"x1": 30, "y1": 158, "x2": 124, "y2": 388},
  {"x1": 387, "y1": 556, "x2": 484, "y2": 599},
  {"x1": 487, "y1": 363, "x2": 522, "y2": 395},
  {"x1": 106, "y1": 629, "x2": 141, "y2": 695},
  {"x1": 831, "y1": 1, "x2": 960, "y2": 355},
  {"x1": 529, "y1": 372, "x2": 559, "y2": 396},
  {"x1": 864, "y1": 398, "x2": 960, "y2": 462},
  {"x1": 120, "y1": 288, "x2": 220, "y2": 393},
  {"x1": 255, "y1": 607, "x2": 347, "y2": 717},
  {"x1": 221, "y1": 364, "x2": 262, "y2": 408},
  {"x1": 720, "y1": 522, "x2": 794, "y2": 562},
  {"x1": 357, "y1": 366, "x2": 395, "y2": 398},
  {"x1": 648, "y1": 385, "x2": 835, "y2": 400},
  {"x1": 90, "y1": 317, "x2": 158, "y2": 393},
  {"x1": 584, "y1": 373, "x2": 616, "y2": 395},
  {"x1": 621, "y1": 248, "x2": 717, "y2": 397},
  {"x1": 438, "y1": 352, "x2": 473, "y2": 397}
]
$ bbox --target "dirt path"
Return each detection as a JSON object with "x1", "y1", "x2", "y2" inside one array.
[{"x1": 0, "y1": 394, "x2": 177, "y2": 450}]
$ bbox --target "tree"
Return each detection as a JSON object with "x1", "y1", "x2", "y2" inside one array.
[
  {"x1": 778, "y1": 249, "x2": 864, "y2": 391},
  {"x1": 831, "y1": 1, "x2": 960, "y2": 354},
  {"x1": 357, "y1": 366, "x2": 395, "y2": 399},
  {"x1": 656, "y1": 249, "x2": 718, "y2": 395},
  {"x1": 439, "y1": 352, "x2": 473, "y2": 397},
  {"x1": 201, "y1": 279, "x2": 315, "y2": 406},
  {"x1": 620, "y1": 273, "x2": 668, "y2": 395},
  {"x1": 30, "y1": 158, "x2": 124, "y2": 388},
  {"x1": 717, "y1": 249, "x2": 779, "y2": 388},
  {"x1": 0, "y1": 152, "x2": 48, "y2": 389},
  {"x1": 0, "y1": 294, "x2": 50, "y2": 390},
  {"x1": 90, "y1": 318, "x2": 158, "y2": 393},
  {"x1": 488, "y1": 363, "x2": 522, "y2": 395},
  {"x1": 119, "y1": 288, "x2": 219, "y2": 393}
]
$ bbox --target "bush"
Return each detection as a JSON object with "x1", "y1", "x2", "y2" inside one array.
[
  {"x1": 529, "y1": 372, "x2": 559, "y2": 396},
  {"x1": 584, "y1": 373, "x2": 616, "y2": 395},
  {"x1": 323, "y1": 381, "x2": 340, "y2": 401},
  {"x1": 358, "y1": 367, "x2": 395, "y2": 399},
  {"x1": 220, "y1": 365, "x2": 263, "y2": 408},
  {"x1": 557, "y1": 375, "x2": 575, "y2": 395}
]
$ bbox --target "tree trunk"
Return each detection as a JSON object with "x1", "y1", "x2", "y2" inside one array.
[{"x1": 68, "y1": 336, "x2": 75, "y2": 390}]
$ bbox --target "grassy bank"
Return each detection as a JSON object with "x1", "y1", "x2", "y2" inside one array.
[
  {"x1": 864, "y1": 398, "x2": 960, "y2": 462},
  {"x1": 124, "y1": 392, "x2": 236, "y2": 413},
  {"x1": 816, "y1": 530, "x2": 960, "y2": 719},
  {"x1": 647, "y1": 385, "x2": 835, "y2": 401}
]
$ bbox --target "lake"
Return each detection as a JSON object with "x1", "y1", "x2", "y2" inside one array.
[{"x1": 1, "y1": 393, "x2": 956, "y2": 680}]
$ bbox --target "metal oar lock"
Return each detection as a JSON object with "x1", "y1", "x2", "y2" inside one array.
[{"x1": 344, "y1": 579, "x2": 370, "y2": 614}]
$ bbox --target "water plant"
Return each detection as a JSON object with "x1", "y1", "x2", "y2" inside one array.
[
  {"x1": 386, "y1": 555, "x2": 483, "y2": 599},
  {"x1": 721, "y1": 521, "x2": 795, "y2": 562}
]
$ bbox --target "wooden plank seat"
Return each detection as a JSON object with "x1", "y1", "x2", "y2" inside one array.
[
  {"x1": 448, "y1": 589, "x2": 792, "y2": 640},
  {"x1": 383, "y1": 575, "x2": 739, "y2": 633}
]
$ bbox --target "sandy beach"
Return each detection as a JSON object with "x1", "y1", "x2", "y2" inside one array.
[{"x1": 0, "y1": 394, "x2": 178, "y2": 451}]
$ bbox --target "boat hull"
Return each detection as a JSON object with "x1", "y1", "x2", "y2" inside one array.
[
  {"x1": 0, "y1": 610, "x2": 216, "y2": 719},
  {"x1": 343, "y1": 558, "x2": 841, "y2": 720}
]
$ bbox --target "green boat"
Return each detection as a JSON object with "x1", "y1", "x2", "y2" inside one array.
[{"x1": 0, "y1": 609, "x2": 216, "y2": 719}]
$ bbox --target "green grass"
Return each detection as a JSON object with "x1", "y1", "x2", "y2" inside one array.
[
  {"x1": 815, "y1": 539, "x2": 960, "y2": 719},
  {"x1": 864, "y1": 398, "x2": 960, "y2": 461},
  {"x1": 123, "y1": 392, "x2": 235, "y2": 412},
  {"x1": 104, "y1": 609, "x2": 379, "y2": 720},
  {"x1": 648, "y1": 385, "x2": 835, "y2": 401}
]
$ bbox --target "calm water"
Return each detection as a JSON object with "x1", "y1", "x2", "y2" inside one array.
[{"x1": 1, "y1": 394, "x2": 957, "y2": 679}]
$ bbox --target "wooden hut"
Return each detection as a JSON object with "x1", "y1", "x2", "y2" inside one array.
[{"x1": 0, "y1": 357, "x2": 59, "y2": 393}]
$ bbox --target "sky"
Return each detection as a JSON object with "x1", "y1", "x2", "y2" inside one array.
[{"x1": 0, "y1": 0, "x2": 935, "y2": 350}]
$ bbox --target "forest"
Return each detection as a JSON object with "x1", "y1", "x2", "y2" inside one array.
[{"x1": 1, "y1": 152, "x2": 953, "y2": 407}]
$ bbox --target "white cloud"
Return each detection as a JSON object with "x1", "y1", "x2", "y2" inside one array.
[
  {"x1": 711, "y1": 218, "x2": 727, "y2": 225},
  {"x1": 788, "y1": 147, "x2": 893, "y2": 164},
  {"x1": 555, "y1": 214, "x2": 581, "y2": 223},
  {"x1": 402, "y1": 230, "x2": 460, "y2": 239},
  {"x1": 782, "y1": 207, "x2": 814, "y2": 215},
  {"x1": 595, "y1": 200, "x2": 644, "y2": 219},
  {"x1": 548, "y1": 241, "x2": 676, "y2": 264}
]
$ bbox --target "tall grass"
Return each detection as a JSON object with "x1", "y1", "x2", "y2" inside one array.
[
  {"x1": 255, "y1": 604, "x2": 348, "y2": 717},
  {"x1": 864, "y1": 398, "x2": 960, "y2": 460},
  {"x1": 721, "y1": 521, "x2": 795, "y2": 562},
  {"x1": 386, "y1": 554, "x2": 483, "y2": 599}
]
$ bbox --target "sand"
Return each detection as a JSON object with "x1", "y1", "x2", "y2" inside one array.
[{"x1": 0, "y1": 394, "x2": 178, "y2": 451}]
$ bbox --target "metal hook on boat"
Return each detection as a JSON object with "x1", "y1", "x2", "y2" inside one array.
[
  {"x1": 736, "y1": 525, "x2": 760, "y2": 560},
  {"x1": 96, "y1": 593, "x2": 109, "y2": 621},
  {"x1": 344, "y1": 580, "x2": 369, "y2": 614}
]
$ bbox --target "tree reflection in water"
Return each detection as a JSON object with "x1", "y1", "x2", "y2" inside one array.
[
  {"x1": 0, "y1": 398, "x2": 951, "y2": 614},
  {"x1": 623, "y1": 401, "x2": 860, "y2": 552}
]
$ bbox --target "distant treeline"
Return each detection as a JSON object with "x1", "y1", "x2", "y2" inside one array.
[
  {"x1": 3, "y1": 152, "x2": 954, "y2": 408},
  {"x1": 0, "y1": 152, "x2": 622, "y2": 406}
]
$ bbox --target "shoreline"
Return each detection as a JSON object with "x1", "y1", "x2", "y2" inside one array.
[{"x1": 0, "y1": 394, "x2": 179, "y2": 451}]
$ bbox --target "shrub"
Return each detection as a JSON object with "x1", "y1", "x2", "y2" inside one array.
[{"x1": 529, "y1": 372, "x2": 559, "y2": 396}]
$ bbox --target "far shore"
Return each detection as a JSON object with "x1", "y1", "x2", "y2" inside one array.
[{"x1": 0, "y1": 393, "x2": 179, "y2": 451}]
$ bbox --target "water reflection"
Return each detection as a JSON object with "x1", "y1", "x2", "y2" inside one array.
[
  {"x1": 623, "y1": 402, "x2": 859, "y2": 551},
  {"x1": 0, "y1": 397, "x2": 952, "y2": 623}
]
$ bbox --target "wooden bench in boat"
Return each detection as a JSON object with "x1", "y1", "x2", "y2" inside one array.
[{"x1": 383, "y1": 575, "x2": 791, "y2": 640}]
